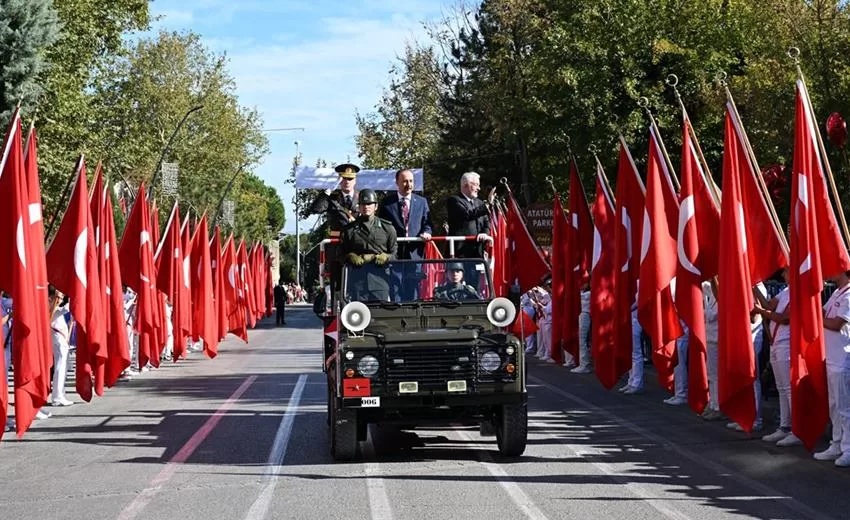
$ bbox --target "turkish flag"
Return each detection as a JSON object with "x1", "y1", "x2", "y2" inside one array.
[
  {"x1": 155, "y1": 202, "x2": 187, "y2": 361},
  {"x1": 0, "y1": 111, "x2": 50, "y2": 438},
  {"x1": 637, "y1": 126, "x2": 683, "y2": 391},
  {"x1": 790, "y1": 80, "x2": 850, "y2": 449},
  {"x1": 23, "y1": 124, "x2": 52, "y2": 401},
  {"x1": 564, "y1": 160, "x2": 593, "y2": 359},
  {"x1": 419, "y1": 240, "x2": 444, "y2": 299},
  {"x1": 549, "y1": 192, "x2": 567, "y2": 364},
  {"x1": 96, "y1": 175, "x2": 131, "y2": 385},
  {"x1": 191, "y1": 214, "x2": 219, "y2": 357},
  {"x1": 718, "y1": 109, "x2": 759, "y2": 432},
  {"x1": 677, "y1": 117, "x2": 721, "y2": 414},
  {"x1": 489, "y1": 205, "x2": 510, "y2": 297},
  {"x1": 506, "y1": 193, "x2": 550, "y2": 292},
  {"x1": 148, "y1": 202, "x2": 165, "y2": 367},
  {"x1": 590, "y1": 161, "x2": 619, "y2": 389},
  {"x1": 46, "y1": 156, "x2": 107, "y2": 401},
  {"x1": 210, "y1": 226, "x2": 228, "y2": 342},
  {"x1": 118, "y1": 184, "x2": 157, "y2": 370},
  {"x1": 223, "y1": 235, "x2": 247, "y2": 342},
  {"x1": 613, "y1": 139, "x2": 646, "y2": 391},
  {"x1": 508, "y1": 309, "x2": 539, "y2": 339}
]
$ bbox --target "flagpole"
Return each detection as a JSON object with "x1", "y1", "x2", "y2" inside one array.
[
  {"x1": 721, "y1": 75, "x2": 790, "y2": 259},
  {"x1": 666, "y1": 74, "x2": 723, "y2": 209},
  {"x1": 638, "y1": 97, "x2": 680, "y2": 192},
  {"x1": 590, "y1": 145, "x2": 617, "y2": 206},
  {"x1": 45, "y1": 154, "x2": 84, "y2": 240},
  {"x1": 790, "y1": 47, "x2": 850, "y2": 249}
]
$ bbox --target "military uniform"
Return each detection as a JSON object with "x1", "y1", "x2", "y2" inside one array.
[
  {"x1": 340, "y1": 190, "x2": 398, "y2": 302},
  {"x1": 309, "y1": 163, "x2": 360, "y2": 290},
  {"x1": 434, "y1": 282, "x2": 480, "y2": 301}
]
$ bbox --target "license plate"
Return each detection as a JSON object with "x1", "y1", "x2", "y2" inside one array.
[{"x1": 360, "y1": 397, "x2": 381, "y2": 407}]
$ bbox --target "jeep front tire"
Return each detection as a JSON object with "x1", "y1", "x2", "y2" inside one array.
[
  {"x1": 331, "y1": 404, "x2": 359, "y2": 461},
  {"x1": 496, "y1": 403, "x2": 527, "y2": 457}
]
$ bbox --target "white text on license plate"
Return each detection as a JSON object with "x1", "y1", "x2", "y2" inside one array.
[{"x1": 361, "y1": 397, "x2": 381, "y2": 407}]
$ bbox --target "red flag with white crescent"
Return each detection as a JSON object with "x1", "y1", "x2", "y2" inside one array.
[{"x1": 590, "y1": 161, "x2": 618, "y2": 389}]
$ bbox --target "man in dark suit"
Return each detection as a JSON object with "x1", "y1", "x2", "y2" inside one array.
[
  {"x1": 273, "y1": 281, "x2": 287, "y2": 326},
  {"x1": 378, "y1": 169, "x2": 433, "y2": 300},
  {"x1": 446, "y1": 171, "x2": 495, "y2": 284}
]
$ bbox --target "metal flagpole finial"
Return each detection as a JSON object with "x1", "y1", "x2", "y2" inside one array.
[
  {"x1": 787, "y1": 46, "x2": 801, "y2": 64},
  {"x1": 665, "y1": 73, "x2": 679, "y2": 87},
  {"x1": 637, "y1": 96, "x2": 650, "y2": 109},
  {"x1": 715, "y1": 70, "x2": 728, "y2": 87},
  {"x1": 588, "y1": 144, "x2": 599, "y2": 156},
  {"x1": 499, "y1": 176, "x2": 511, "y2": 193}
]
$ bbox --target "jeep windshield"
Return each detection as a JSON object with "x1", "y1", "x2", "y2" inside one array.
[{"x1": 343, "y1": 258, "x2": 492, "y2": 304}]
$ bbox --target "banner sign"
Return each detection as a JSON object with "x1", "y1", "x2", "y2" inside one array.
[
  {"x1": 525, "y1": 202, "x2": 553, "y2": 247},
  {"x1": 295, "y1": 166, "x2": 424, "y2": 191}
]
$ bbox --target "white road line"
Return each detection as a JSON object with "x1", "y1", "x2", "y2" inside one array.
[
  {"x1": 363, "y1": 434, "x2": 393, "y2": 520},
  {"x1": 529, "y1": 375, "x2": 838, "y2": 520},
  {"x1": 244, "y1": 374, "x2": 308, "y2": 520},
  {"x1": 528, "y1": 419, "x2": 691, "y2": 520},
  {"x1": 455, "y1": 430, "x2": 550, "y2": 520}
]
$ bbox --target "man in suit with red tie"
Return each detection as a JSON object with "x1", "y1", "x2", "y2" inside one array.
[{"x1": 379, "y1": 169, "x2": 433, "y2": 300}]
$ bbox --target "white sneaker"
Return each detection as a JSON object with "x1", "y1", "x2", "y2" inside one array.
[
  {"x1": 663, "y1": 396, "x2": 687, "y2": 406},
  {"x1": 814, "y1": 444, "x2": 843, "y2": 461},
  {"x1": 835, "y1": 453, "x2": 850, "y2": 467},
  {"x1": 726, "y1": 422, "x2": 744, "y2": 432},
  {"x1": 761, "y1": 429, "x2": 788, "y2": 443},
  {"x1": 543, "y1": 357, "x2": 556, "y2": 364},
  {"x1": 571, "y1": 366, "x2": 593, "y2": 374},
  {"x1": 4, "y1": 419, "x2": 15, "y2": 432},
  {"x1": 51, "y1": 398, "x2": 74, "y2": 407},
  {"x1": 623, "y1": 386, "x2": 643, "y2": 395},
  {"x1": 776, "y1": 433, "x2": 802, "y2": 447},
  {"x1": 35, "y1": 410, "x2": 51, "y2": 420},
  {"x1": 618, "y1": 384, "x2": 631, "y2": 393}
]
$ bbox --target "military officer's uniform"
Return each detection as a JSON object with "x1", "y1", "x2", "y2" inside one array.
[
  {"x1": 434, "y1": 263, "x2": 480, "y2": 301},
  {"x1": 340, "y1": 189, "x2": 397, "y2": 301},
  {"x1": 309, "y1": 163, "x2": 360, "y2": 290}
]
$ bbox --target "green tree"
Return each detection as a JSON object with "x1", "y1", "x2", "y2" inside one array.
[{"x1": 0, "y1": 0, "x2": 59, "y2": 119}]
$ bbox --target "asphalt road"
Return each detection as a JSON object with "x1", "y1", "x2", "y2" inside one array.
[{"x1": 2, "y1": 304, "x2": 849, "y2": 520}]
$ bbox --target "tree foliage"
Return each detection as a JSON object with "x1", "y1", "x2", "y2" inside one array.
[{"x1": 357, "y1": 0, "x2": 850, "y2": 227}]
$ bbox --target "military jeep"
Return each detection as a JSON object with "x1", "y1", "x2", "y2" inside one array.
[{"x1": 319, "y1": 237, "x2": 527, "y2": 461}]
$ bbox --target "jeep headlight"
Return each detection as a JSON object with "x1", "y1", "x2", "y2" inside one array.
[
  {"x1": 357, "y1": 355, "x2": 380, "y2": 377},
  {"x1": 479, "y1": 350, "x2": 502, "y2": 372}
]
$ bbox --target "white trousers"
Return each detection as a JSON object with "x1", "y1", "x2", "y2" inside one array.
[
  {"x1": 578, "y1": 312, "x2": 592, "y2": 368},
  {"x1": 51, "y1": 339, "x2": 70, "y2": 402},
  {"x1": 627, "y1": 314, "x2": 644, "y2": 389},
  {"x1": 707, "y1": 339, "x2": 719, "y2": 410},
  {"x1": 537, "y1": 320, "x2": 552, "y2": 359},
  {"x1": 827, "y1": 369, "x2": 850, "y2": 454},
  {"x1": 769, "y1": 342, "x2": 791, "y2": 430}
]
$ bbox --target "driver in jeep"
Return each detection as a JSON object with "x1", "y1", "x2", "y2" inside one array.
[{"x1": 434, "y1": 262, "x2": 480, "y2": 301}]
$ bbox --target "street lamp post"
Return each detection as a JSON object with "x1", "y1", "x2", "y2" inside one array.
[{"x1": 294, "y1": 140, "x2": 302, "y2": 289}]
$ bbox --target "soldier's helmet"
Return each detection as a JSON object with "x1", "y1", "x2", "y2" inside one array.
[
  {"x1": 447, "y1": 262, "x2": 464, "y2": 272},
  {"x1": 359, "y1": 189, "x2": 378, "y2": 205}
]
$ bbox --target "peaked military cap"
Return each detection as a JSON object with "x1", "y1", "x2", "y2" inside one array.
[{"x1": 335, "y1": 163, "x2": 360, "y2": 179}]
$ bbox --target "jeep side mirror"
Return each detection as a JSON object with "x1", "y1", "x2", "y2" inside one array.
[{"x1": 508, "y1": 283, "x2": 522, "y2": 307}]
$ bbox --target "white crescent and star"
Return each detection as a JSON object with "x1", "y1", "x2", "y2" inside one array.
[
  {"x1": 677, "y1": 195, "x2": 701, "y2": 276},
  {"x1": 74, "y1": 229, "x2": 89, "y2": 288}
]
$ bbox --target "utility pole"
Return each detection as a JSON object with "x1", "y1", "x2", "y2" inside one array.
[{"x1": 294, "y1": 140, "x2": 302, "y2": 288}]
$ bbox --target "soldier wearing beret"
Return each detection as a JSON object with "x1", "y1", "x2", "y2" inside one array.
[
  {"x1": 434, "y1": 262, "x2": 480, "y2": 301},
  {"x1": 340, "y1": 189, "x2": 397, "y2": 301}
]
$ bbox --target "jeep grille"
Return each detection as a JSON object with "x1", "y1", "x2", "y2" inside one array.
[{"x1": 384, "y1": 345, "x2": 477, "y2": 392}]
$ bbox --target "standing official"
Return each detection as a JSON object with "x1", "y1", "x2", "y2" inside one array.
[
  {"x1": 274, "y1": 281, "x2": 287, "y2": 326},
  {"x1": 379, "y1": 169, "x2": 433, "y2": 300},
  {"x1": 446, "y1": 172, "x2": 494, "y2": 285},
  {"x1": 309, "y1": 163, "x2": 360, "y2": 235}
]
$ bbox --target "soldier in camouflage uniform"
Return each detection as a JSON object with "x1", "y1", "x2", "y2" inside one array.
[
  {"x1": 434, "y1": 262, "x2": 480, "y2": 301},
  {"x1": 340, "y1": 189, "x2": 397, "y2": 301}
]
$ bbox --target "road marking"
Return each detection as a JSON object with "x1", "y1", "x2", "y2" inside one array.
[
  {"x1": 529, "y1": 375, "x2": 838, "y2": 520},
  {"x1": 455, "y1": 429, "x2": 550, "y2": 520},
  {"x1": 117, "y1": 375, "x2": 257, "y2": 520},
  {"x1": 528, "y1": 418, "x2": 691, "y2": 520},
  {"x1": 244, "y1": 374, "x2": 308, "y2": 520},
  {"x1": 362, "y1": 432, "x2": 393, "y2": 520}
]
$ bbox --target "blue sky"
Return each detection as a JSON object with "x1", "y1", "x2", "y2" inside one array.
[{"x1": 148, "y1": 0, "x2": 447, "y2": 233}]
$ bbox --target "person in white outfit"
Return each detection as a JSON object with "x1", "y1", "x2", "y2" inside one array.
[
  {"x1": 728, "y1": 282, "x2": 767, "y2": 432},
  {"x1": 123, "y1": 286, "x2": 138, "y2": 375},
  {"x1": 621, "y1": 287, "x2": 644, "y2": 394},
  {"x1": 701, "y1": 280, "x2": 724, "y2": 420},
  {"x1": 521, "y1": 292, "x2": 537, "y2": 354},
  {"x1": 49, "y1": 286, "x2": 74, "y2": 406},
  {"x1": 572, "y1": 283, "x2": 593, "y2": 373},
  {"x1": 754, "y1": 269, "x2": 801, "y2": 446},
  {"x1": 161, "y1": 299, "x2": 174, "y2": 361},
  {"x1": 814, "y1": 270, "x2": 850, "y2": 467},
  {"x1": 535, "y1": 286, "x2": 553, "y2": 362}
]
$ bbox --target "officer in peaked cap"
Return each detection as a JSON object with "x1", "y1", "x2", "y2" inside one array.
[
  {"x1": 434, "y1": 262, "x2": 480, "y2": 301},
  {"x1": 309, "y1": 163, "x2": 361, "y2": 235}
]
